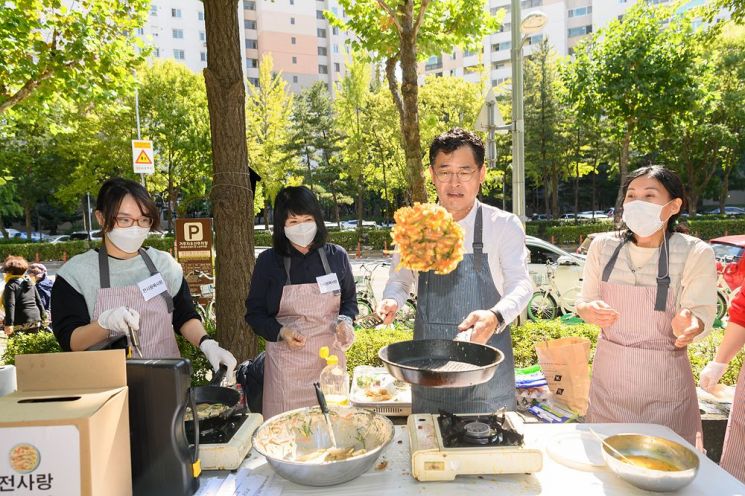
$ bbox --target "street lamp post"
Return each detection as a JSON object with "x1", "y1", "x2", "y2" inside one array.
[{"x1": 509, "y1": 1, "x2": 547, "y2": 223}]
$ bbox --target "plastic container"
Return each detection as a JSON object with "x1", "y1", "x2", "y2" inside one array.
[{"x1": 319, "y1": 346, "x2": 349, "y2": 406}]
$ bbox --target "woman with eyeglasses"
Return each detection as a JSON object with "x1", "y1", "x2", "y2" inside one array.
[{"x1": 52, "y1": 178, "x2": 237, "y2": 378}]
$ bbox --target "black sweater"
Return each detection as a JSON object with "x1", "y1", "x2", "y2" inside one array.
[
  {"x1": 3, "y1": 277, "x2": 43, "y2": 326},
  {"x1": 245, "y1": 244, "x2": 358, "y2": 341}
]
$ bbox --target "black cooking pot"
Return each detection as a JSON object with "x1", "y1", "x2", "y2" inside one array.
[{"x1": 378, "y1": 339, "x2": 504, "y2": 388}]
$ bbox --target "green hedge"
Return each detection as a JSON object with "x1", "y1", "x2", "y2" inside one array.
[
  {"x1": 2, "y1": 217, "x2": 741, "y2": 261},
  {"x1": 528, "y1": 218, "x2": 745, "y2": 245},
  {"x1": 512, "y1": 320, "x2": 743, "y2": 386},
  {"x1": 2, "y1": 318, "x2": 741, "y2": 387},
  {"x1": 0, "y1": 237, "x2": 176, "y2": 262}
]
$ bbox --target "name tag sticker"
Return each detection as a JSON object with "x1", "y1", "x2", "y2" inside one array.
[
  {"x1": 316, "y1": 273, "x2": 341, "y2": 294},
  {"x1": 138, "y1": 273, "x2": 168, "y2": 301}
]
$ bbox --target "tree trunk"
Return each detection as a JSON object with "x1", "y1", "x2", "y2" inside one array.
[
  {"x1": 720, "y1": 158, "x2": 733, "y2": 214},
  {"x1": 551, "y1": 166, "x2": 560, "y2": 219},
  {"x1": 24, "y1": 204, "x2": 32, "y2": 240},
  {"x1": 574, "y1": 127, "x2": 580, "y2": 218},
  {"x1": 543, "y1": 177, "x2": 550, "y2": 216},
  {"x1": 168, "y1": 155, "x2": 175, "y2": 233},
  {"x1": 385, "y1": 6, "x2": 427, "y2": 203},
  {"x1": 614, "y1": 127, "x2": 632, "y2": 222},
  {"x1": 203, "y1": 0, "x2": 256, "y2": 361},
  {"x1": 331, "y1": 190, "x2": 341, "y2": 229},
  {"x1": 264, "y1": 200, "x2": 271, "y2": 231}
]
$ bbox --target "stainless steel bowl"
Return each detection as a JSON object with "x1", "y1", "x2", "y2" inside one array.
[
  {"x1": 252, "y1": 406, "x2": 394, "y2": 486},
  {"x1": 601, "y1": 434, "x2": 699, "y2": 492}
]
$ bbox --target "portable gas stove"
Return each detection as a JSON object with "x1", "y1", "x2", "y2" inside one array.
[
  {"x1": 186, "y1": 412, "x2": 263, "y2": 471},
  {"x1": 408, "y1": 410, "x2": 543, "y2": 481}
]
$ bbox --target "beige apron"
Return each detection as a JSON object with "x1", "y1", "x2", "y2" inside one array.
[
  {"x1": 587, "y1": 234, "x2": 702, "y2": 446},
  {"x1": 720, "y1": 365, "x2": 745, "y2": 483},
  {"x1": 262, "y1": 247, "x2": 343, "y2": 419},
  {"x1": 92, "y1": 246, "x2": 180, "y2": 358}
]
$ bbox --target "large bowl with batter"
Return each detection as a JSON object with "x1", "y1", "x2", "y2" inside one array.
[
  {"x1": 601, "y1": 433, "x2": 699, "y2": 492},
  {"x1": 252, "y1": 406, "x2": 394, "y2": 486}
]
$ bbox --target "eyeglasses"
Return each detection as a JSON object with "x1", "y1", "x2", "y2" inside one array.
[
  {"x1": 434, "y1": 169, "x2": 478, "y2": 183},
  {"x1": 115, "y1": 216, "x2": 153, "y2": 228}
]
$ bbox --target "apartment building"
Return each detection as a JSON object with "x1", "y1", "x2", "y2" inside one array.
[
  {"x1": 421, "y1": 0, "x2": 727, "y2": 88},
  {"x1": 139, "y1": 0, "x2": 351, "y2": 93},
  {"x1": 243, "y1": 0, "x2": 353, "y2": 91}
]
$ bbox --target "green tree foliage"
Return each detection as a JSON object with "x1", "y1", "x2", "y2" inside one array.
[
  {"x1": 334, "y1": 54, "x2": 373, "y2": 230},
  {"x1": 136, "y1": 61, "x2": 212, "y2": 231},
  {"x1": 328, "y1": 0, "x2": 500, "y2": 203},
  {"x1": 523, "y1": 39, "x2": 563, "y2": 218},
  {"x1": 711, "y1": 24, "x2": 745, "y2": 212},
  {"x1": 564, "y1": 2, "x2": 705, "y2": 212},
  {"x1": 0, "y1": 0, "x2": 149, "y2": 114},
  {"x1": 245, "y1": 55, "x2": 296, "y2": 227}
]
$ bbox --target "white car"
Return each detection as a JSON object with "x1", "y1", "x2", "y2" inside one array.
[
  {"x1": 525, "y1": 236, "x2": 585, "y2": 319},
  {"x1": 577, "y1": 210, "x2": 610, "y2": 219},
  {"x1": 48, "y1": 235, "x2": 71, "y2": 244}
]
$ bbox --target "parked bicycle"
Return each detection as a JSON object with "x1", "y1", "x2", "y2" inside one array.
[
  {"x1": 715, "y1": 256, "x2": 741, "y2": 322},
  {"x1": 186, "y1": 269, "x2": 215, "y2": 322},
  {"x1": 527, "y1": 258, "x2": 583, "y2": 321},
  {"x1": 355, "y1": 261, "x2": 417, "y2": 327}
]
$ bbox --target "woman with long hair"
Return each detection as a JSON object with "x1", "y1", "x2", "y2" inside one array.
[{"x1": 576, "y1": 165, "x2": 717, "y2": 446}]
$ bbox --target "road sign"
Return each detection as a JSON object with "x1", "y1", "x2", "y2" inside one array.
[
  {"x1": 131, "y1": 140, "x2": 155, "y2": 174},
  {"x1": 175, "y1": 218, "x2": 214, "y2": 303},
  {"x1": 475, "y1": 87, "x2": 506, "y2": 133}
]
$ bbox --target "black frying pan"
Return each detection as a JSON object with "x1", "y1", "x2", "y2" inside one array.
[
  {"x1": 378, "y1": 339, "x2": 504, "y2": 388},
  {"x1": 187, "y1": 366, "x2": 242, "y2": 432}
]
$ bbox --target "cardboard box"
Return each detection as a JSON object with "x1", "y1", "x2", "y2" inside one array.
[{"x1": 0, "y1": 350, "x2": 131, "y2": 496}]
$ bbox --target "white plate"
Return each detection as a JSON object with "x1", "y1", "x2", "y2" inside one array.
[{"x1": 546, "y1": 431, "x2": 606, "y2": 471}]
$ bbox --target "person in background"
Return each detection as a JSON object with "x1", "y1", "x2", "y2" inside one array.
[
  {"x1": 51, "y1": 177, "x2": 237, "y2": 379},
  {"x1": 245, "y1": 186, "x2": 357, "y2": 418},
  {"x1": 576, "y1": 165, "x2": 716, "y2": 447},
  {"x1": 3, "y1": 255, "x2": 45, "y2": 335},
  {"x1": 28, "y1": 263, "x2": 52, "y2": 312},
  {"x1": 699, "y1": 287, "x2": 745, "y2": 483},
  {"x1": 376, "y1": 128, "x2": 533, "y2": 414}
]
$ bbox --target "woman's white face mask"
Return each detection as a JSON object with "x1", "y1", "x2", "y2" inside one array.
[
  {"x1": 107, "y1": 226, "x2": 150, "y2": 253},
  {"x1": 284, "y1": 221, "x2": 317, "y2": 248},
  {"x1": 622, "y1": 200, "x2": 672, "y2": 237}
]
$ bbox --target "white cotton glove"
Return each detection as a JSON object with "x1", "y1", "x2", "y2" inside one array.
[
  {"x1": 334, "y1": 315, "x2": 355, "y2": 351},
  {"x1": 699, "y1": 361, "x2": 727, "y2": 393},
  {"x1": 200, "y1": 339, "x2": 238, "y2": 384},
  {"x1": 98, "y1": 306, "x2": 140, "y2": 335}
]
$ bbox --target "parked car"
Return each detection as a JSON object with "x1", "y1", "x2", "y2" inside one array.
[
  {"x1": 529, "y1": 213, "x2": 552, "y2": 221},
  {"x1": 526, "y1": 235, "x2": 584, "y2": 286},
  {"x1": 577, "y1": 210, "x2": 609, "y2": 219},
  {"x1": 69, "y1": 230, "x2": 102, "y2": 240},
  {"x1": 705, "y1": 206, "x2": 745, "y2": 216},
  {"x1": 710, "y1": 235, "x2": 745, "y2": 292},
  {"x1": 1, "y1": 228, "x2": 21, "y2": 240},
  {"x1": 48, "y1": 235, "x2": 71, "y2": 244},
  {"x1": 340, "y1": 220, "x2": 379, "y2": 230},
  {"x1": 11, "y1": 232, "x2": 49, "y2": 242}
]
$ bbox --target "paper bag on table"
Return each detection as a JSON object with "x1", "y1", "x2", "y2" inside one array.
[{"x1": 535, "y1": 337, "x2": 591, "y2": 415}]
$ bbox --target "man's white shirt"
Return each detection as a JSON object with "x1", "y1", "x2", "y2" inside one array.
[{"x1": 382, "y1": 200, "x2": 533, "y2": 325}]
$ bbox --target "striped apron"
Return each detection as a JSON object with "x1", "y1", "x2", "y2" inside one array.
[
  {"x1": 412, "y1": 207, "x2": 516, "y2": 414},
  {"x1": 587, "y1": 234, "x2": 702, "y2": 446},
  {"x1": 92, "y1": 246, "x2": 179, "y2": 358},
  {"x1": 720, "y1": 365, "x2": 745, "y2": 483},
  {"x1": 262, "y1": 247, "x2": 344, "y2": 419}
]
